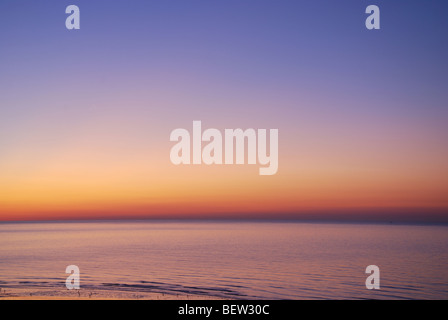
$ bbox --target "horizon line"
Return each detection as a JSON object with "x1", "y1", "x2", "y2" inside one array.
[{"x1": 2, "y1": 216, "x2": 448, "y2": 227}]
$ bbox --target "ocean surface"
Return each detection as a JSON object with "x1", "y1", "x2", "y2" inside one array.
[{"x1": 0, "y1": 221, "x2": 447, "y2": 299}]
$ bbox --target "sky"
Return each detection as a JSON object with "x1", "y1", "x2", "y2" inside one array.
[{"x1": 0, "y1": 0, "x2": 447, "y2": 222}]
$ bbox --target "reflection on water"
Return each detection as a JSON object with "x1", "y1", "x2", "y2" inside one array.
[{"x1": 1, "y1": 221, "x2": 447, "y2": 299}]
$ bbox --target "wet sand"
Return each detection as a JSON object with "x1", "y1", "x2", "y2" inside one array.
[{"x1": 0, "y1": 288, "x2": 227, "y2": 300}]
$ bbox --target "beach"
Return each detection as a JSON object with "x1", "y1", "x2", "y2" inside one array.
[{"x1": 0, "y1": 287, "x2": 224, "y2": 300}]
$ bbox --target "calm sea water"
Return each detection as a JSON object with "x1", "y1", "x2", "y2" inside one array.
[{"x1": 0, "y1": 221, "x2": 447, "y2": 299}]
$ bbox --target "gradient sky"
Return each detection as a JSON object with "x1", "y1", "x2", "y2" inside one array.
[{"x1": 1, "y1": 0, "x2": 447, "y2": 222}]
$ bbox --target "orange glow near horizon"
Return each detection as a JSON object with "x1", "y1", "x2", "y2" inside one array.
[{"x1": 1, "y1": 131, "x2": 447, "y2": 221}]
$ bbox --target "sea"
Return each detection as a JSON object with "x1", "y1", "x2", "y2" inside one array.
[{"x1": 0, "y1": 221, "x2": 447, "y2": 299}]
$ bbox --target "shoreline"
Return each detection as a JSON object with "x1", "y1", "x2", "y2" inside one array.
[{"x1": 0, "y1": 288, "x2": 228, "y2": 300}]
